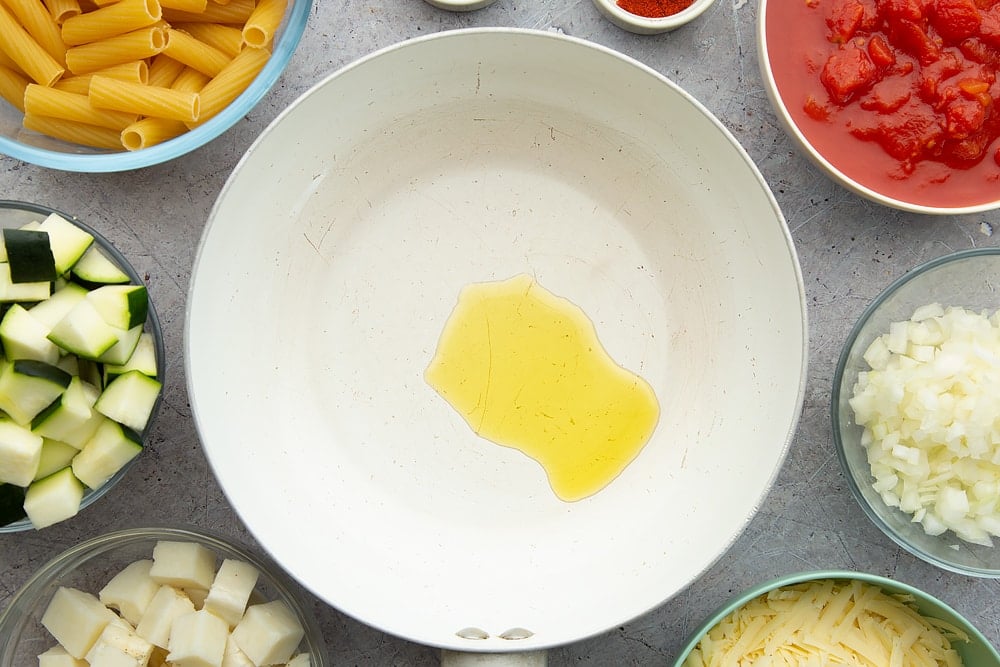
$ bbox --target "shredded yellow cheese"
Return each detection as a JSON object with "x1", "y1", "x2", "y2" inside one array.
[{"x1": 684, "y1": 579, "x2": 968, "y2": 666}]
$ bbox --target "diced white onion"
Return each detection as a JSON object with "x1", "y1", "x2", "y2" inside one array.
[{"x1": 850, "y1": 304, "x2": 1000, "y2": 547}]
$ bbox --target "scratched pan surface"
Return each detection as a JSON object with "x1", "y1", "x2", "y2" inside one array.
[{"x1": 186, "y1": 28, "x2": 808, "y2": 654}]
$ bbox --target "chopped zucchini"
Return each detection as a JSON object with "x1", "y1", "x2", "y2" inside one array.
[
  {"x1": 72, "y1": 245, "x2": 130, "y2": 285},
  {"x1": 94, "y1": 370, "x2": 161, "y2": 433},
  {"x1": 48, "y1": 299, "x2": 121, "y2": 360},
  {"x1": 0, "y1": 359, "x2": 72, "y2": 425},
  {"x1": 23, "y1": 466, "x2": 84, "y2": 529},
  {"x1": 0, "y1": 303, "x2": 61, "y2": 364},
  {"x1": 32, "y1": 376, "x2": 98, "y2": 443},
  {"x1": 105, "y1": 332, "x2": 157, "y2": 380},
  {"x1": 0, "y1": 482, "x2": 26, "y2": 525},
  {"x1": 71, "y1": 419, "x2": 141, "y2": 490},
  {"x1": 34, "y1": 438, "x2": 81, "y2": 480},
  {"x1": 4, "y1": 228, "x2": 56, "y2": 283},
  {"x1": 86, "y1": 284, "x2": 148, "y2": 330},
  {"x1": 38, "y1": 213, "x2": 94, "y2": 274},
  {"x1": 29, "y1": 282, "x2": 88, "y2": 328},
  {"x1": 0, "y1": 262, "x2": 50, "y2": 302}
]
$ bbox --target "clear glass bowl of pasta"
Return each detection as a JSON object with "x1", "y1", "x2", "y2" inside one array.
[{"x1": 0, "y1": 0, "x2": 310, "y2": 172}]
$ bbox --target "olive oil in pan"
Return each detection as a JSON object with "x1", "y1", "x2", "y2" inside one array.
[{"x1": 425, "y1": 273, "x2": 659, "y2": 502}]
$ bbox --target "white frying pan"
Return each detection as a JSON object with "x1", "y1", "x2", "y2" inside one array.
[{"x1": 186, "y1": 28, "x2": 807, "y2": 663}]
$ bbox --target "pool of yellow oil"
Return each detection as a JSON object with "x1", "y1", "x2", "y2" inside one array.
[{"x1": 424, "y1": 273, "x2": 659, "y2": 502}]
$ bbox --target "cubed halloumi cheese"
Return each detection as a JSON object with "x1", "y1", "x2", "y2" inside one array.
[
  {"x1": 99, "y1": 559, "x2": 159, "y2": 625},
  {"x1": 40, "y1": 586, "x2": 118, "y2": 660},
  {"x1": 85, "y1": 620, "x2": 153, "y2": 666},
  {"x1": 37, "y1": 645, "x2": 87, "y2": 667},
  {"x1": 203, "y1": 559, "x2": 260, "y2": 627},
  {"x1": 149, "y1": 540, "x2": 216, "y2": 590},
  {"x1": 286, "y1": 653, "x2": 312, "y2": 667},
  {"x1": 166, "y1": 609, "x2": 229, "y2": 667},
  {"x1": 134, "y1": 585, "x2": 195, "y2": 649},
  {"x1": 221, "y1": 635, "x2": 255, "y2": 667},
  {"x1": 231, "y1": 600, "x2": 305, "y2": 666}
]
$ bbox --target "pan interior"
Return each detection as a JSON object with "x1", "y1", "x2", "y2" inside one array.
[{"x1": 187, "y1": 29, "x2": 806, "y2": 651}]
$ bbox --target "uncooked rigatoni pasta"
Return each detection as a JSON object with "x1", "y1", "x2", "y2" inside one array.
[
  {"x1": 25, "y1": 83, "x2": 138, "y2": 129},
  {"x1": 242, "y1": 0, "x2": 285, "y2": 48},
  {"x1": 44, "y1": 0, "x2": 83, "y2": 24},
  {"x1": 88, "y1": 74, "x2": 199, "y2": 122},
  {"x1": 187, "y1": 45, "x2": 266, "y2": 126},
  {"x1": 60, "y1": 0, "x2": 162, "y2": 46},
  {"x1": 0, "y1": 65, "x2": 30, "y2": 112},
  {"x1": 65, "y1": 25, "x2": 167, "y2": 74},
  {"x1": 162, "y1": 27, "x2": 230, "y2": 76},
  {"x1": 23, "y1": 112, "x2": 122, "y2": 148},
  {"x1": 4, "y1": 0, "x2": 66, "y2": 65},
  {"x1": 0, "y1": 3, "x2": 64, "y2": 85},
  {"x1": 1, "y1": 0, "x2": 288, "y2": 151}
]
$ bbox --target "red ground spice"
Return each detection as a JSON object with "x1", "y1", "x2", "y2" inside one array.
[{"x1": 617, "y1": 0, "x2": 695, "y2": 18}]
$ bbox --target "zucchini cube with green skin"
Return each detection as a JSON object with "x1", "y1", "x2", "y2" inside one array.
[
  {"x1": 38, "y1": 645, "x2": 88, "y2": 667},
  {"x1": 3, "y1": 228, "x2": 56, "y2": 283},
  {"x1": 0, "y1": 482, "x2": 26, "y2": 525},
  {"x1": 71, "y1": 419, "x2": 142, "y2": 489},
  {"x1": 95, "y1": 324, "x2": 143, "y2": 367},
  {"x1": 86, "y1": 284, "x2": 148, "y2": 331},
  {"x1": 0, "y1": 303, "x2": 61, "y2": 364},
  {"x1": 0, "y1": 261, "x2": 50, "y2": 302},
  {"x1": 72, "y1": 245, "x2": 130, "y2": 286},
  {"x1": 24, "y1": 466, "x2": 84, "y2": 529},
  {"x1": 40, "y1": 586, "x2": 117, "y2": 659},
  {"x1": 0, "y1": 358, "x2": 72, "y2": 425},
  {"x1": 29, "y1": 282, "x2": 88, "y2": 328},
  {"x1": 165, "y1": 609, "x2": 229, "y2": 667},
  {"x1": 94, "y1": 370, "x2": 161, "y2": 433},
  {"x1": 32, "y1": 375, "x2": 99, "y2": 443},
  {"x1": 38, "y1": 213, "x2": 95, "y2": 274},
  {"x1": 100, "y1": 559, "x2": 159, "y2": 626},
  {"x1": 105, "y1": 332, "x2": 158, "y2": 381},
  {"x1": 34, "y1": 438, "x2": 81, "y2": 480},
  {"x1": 47, "y1": 299, "x2": 121, "y2": 360},
  {"x1": 231, "y1": 600, "x2": 305, "y2": 666},
  {"x1": 0, "y1": 418, "x2": 43, "y2": 486}
]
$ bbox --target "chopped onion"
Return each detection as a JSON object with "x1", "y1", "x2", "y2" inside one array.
[{"x1": 849, "y1": 304, "x2": 1000, "y2": 547}]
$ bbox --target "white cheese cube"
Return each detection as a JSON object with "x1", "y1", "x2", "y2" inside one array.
[
  {"x1": 231, "y1": 600, "x2": 304, "y2": 666},
  {"x1": 99, "y1": 559, "x2": 159, "y2": 625},
  {"x1": 40, "y1": 587, "x2": 117, "y2": 659},
  {"x1": 85, "y1": 643, "x2": 143, "y2": 667},
  {"x1": 166, "y1": 609, "x2": 228, "y2": 667},
  {"x1": 286, "y1": 654, "x2": 312, "y2": 667},
  {"x1": 203, "y1": 559, "x2": 260, "y2": 627},
  {"x1": 135, "y1": 585, "x2": 195, "y2": 649},
  {"x1": 37, "y1": 645, "x2": 87, "y2": 667},
  {"x1": 149, "y1": 541, "x2": 217, "y2": 590},
  {"x1": 85, "y1": 622, "x2": 153, "y2": 666},
  {"x1": 184, "y1": 587, "x2": 209, "y2": 610},
  {"x1": 221, "y1": 635, "x2": 255, "y2": 667}
]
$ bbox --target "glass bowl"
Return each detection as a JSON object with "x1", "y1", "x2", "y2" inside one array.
[
  {"x1": 832, "y1": 248, "x2": 1000, "y2": 577},
  {"x1": 0, "y1": 525, "x2": 327, "y2": 665},
  {"x1": 0, "y1": 0, "x2": 310, "y2": 172},
  {"x1": 0, "y1": 200, "x2": 164, "y2": 533},
  {"x1": 672, "y1": 570, "x2": 1000, "y2": 665}
]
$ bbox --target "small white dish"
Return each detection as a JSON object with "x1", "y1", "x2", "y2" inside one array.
[
  {"x1": 423, "y1": 0, "x2": 497, "y2": 11},
  {"x1": 591, "y1": 0, "x2": 716, "y2": 34}
]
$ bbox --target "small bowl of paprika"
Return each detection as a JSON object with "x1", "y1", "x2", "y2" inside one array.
[{"x1": 591, "y1": 0, "x2": 716, "y2": 34}]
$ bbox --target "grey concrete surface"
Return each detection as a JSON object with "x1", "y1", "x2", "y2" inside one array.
[{"x1": 2, "y1": 0, "x2": 1000, "y2": 664}]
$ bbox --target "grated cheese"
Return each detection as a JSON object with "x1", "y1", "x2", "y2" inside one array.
[{"x1": 684, "y1": 579, "x2": 968, "y2": 666}]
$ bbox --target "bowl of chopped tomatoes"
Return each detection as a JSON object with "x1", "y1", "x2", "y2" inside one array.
[{"x1": 758, "y1": 0, "x2": 1000, "y2": 214}]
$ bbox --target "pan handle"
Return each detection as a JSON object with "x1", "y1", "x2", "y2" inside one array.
[{"x1": 440, "y1": 650, "x2": 548, "y2": 666}]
